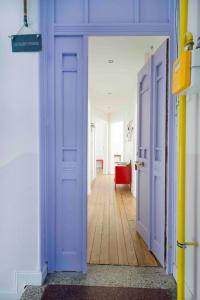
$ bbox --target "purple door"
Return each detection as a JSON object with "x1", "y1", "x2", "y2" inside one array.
[
  {"x1": 55, "y1": 37, "x2": 85, "y2": 271},
  {"x1": 151, "y1": 40, "x2": 168, "y2": 266},
  {"x1": 136, "y1": 40, "x2": 168, "y2": 266},
  {"x1": 136, "y1": 59, "x2": 152, "y2": 248}
]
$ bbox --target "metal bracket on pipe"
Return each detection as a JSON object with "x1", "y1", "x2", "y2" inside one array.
[
  {"x1": 184, "y1": 32, "x2": 194, "y2": 50},
  {"x1": 177, "y1": 241, "x2": 199, "y2": 248}
]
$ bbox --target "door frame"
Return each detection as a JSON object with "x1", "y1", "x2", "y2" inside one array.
[{"x1": 39, "y1": 1, "x2": 177, "y2": 274}]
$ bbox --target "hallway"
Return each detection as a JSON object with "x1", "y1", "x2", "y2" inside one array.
[{"x1": 88, "y1": 175, "x2": 159, "y2": 266}]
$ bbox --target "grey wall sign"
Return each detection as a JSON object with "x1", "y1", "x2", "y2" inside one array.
[{"x1": 11, "y1": 34, "x2": 42, "y2": 52}]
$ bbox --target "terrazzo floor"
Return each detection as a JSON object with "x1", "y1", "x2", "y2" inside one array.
[{"x1": 20, "y1": 265, "x2": 177, "y2": 300}]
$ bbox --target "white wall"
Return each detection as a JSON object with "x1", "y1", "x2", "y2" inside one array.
[
  {"x1": 109, "y1": 112, "x2": 124, "y2": 174},
  {"x1": 91, "y1": 107, "x2": 109, "y2": 175},
  {"x1": 109, "y1": 106, "x2": 137, "y2": 196},
  {"x1": 88, "y1": 105, "x2": 136, "y2": 182},
  {"x1": 123, "y1": 105, "x2": 137, "y2": 197},
  {"x1": 184, "y1": 93, "x2": 200, "y2": 300},
  {"x1": 110, "y1": 121, "x2": 124, "y2": 173},
  {"x1": 88, "y1": 106, "x2": 137, "y2": 192},
  {"x1": 88, "y1": 100, "x2": 91, "y2": 194},
  {"x1": 173, "y1": 0, "x2": 200, "y2": 299},
  {"x1": 184, "y1": 0, "x2": 200, "y2": 297},
  {"x1": 0, "y1": 1, "x2": 41, "y2": 299}
]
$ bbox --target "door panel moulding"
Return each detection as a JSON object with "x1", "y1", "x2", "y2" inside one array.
[
  {"x1": 39, "y1": 0, "x2": 177, "y2": 275},
  {"x1": 53, "y1": 24, "x2": 171, "y2": 36}
]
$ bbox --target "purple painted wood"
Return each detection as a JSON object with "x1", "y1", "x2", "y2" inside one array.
[
  {"x1": 166, "y1": 0, "x2": 178, "y2": 273},
  {"x1": 39, "y1": 0, "x2": 48, "y2": 271},
  {"x1": 39, "y1": 0, "x2": 176, "y2": 273},
  {"x1": 151, "y1": 40, "x2": 168, "y2": 266},
  {"x1": 55, "y1": 0, "x2": 85, "y2": 24},
  {"x1": 39, "y1": 0, "x2": 56, "y2": 272},
  {"x1": 139, "y1": 0, "x2": 170, "y2": 23},
  {"x1": 136, "y1": 40, "x2": 168, "y2": 265},
  {"x1": 55, "y1": 37, "x2": 85, "y2": 271},
  {"x1": 136, "y1": 59, "x2": 152, "y2": 247},
  {"x1": 88, "y1": 0, "x2": 136, "y2": 23},
  {"x1": 53, "y1": 0, "x2": 170, "y2": 25}
]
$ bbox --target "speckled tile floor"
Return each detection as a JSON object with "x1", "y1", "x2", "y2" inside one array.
[{"x1": 20, "y1": 265, "x2": 177, "y2": 300}]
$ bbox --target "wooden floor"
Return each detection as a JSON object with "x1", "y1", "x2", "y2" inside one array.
[{"x1": 88, "y1": 174, "x2": 159, "y2": 266}]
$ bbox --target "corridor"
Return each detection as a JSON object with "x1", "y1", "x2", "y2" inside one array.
[{"x1": 88, "y1": 175, "x2": 158, "y2": 266}]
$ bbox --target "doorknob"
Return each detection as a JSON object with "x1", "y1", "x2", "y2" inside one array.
[
  {"x1": 139, "y1": 161, "x2": 144, "y2": 167},
  {"x1": 135, "y1": 161, "x2": 144, "y2": 170}
]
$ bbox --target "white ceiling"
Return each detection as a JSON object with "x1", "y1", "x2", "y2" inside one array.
[{"x1": 89, "y1": 36, "x2": 167, "y2": 114}]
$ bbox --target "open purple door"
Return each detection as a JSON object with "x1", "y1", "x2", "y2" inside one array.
[
  {"x1": 136, "y1": 59, "x2": 152, "y2": 248},
  {"x1": 151, "y1": 40, "x2": 168, "y2": 266},
  {"x1": 136, "y1": 40, "x2": 168, "y2": 266}
]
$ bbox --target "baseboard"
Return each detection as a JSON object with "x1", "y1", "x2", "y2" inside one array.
[
  {"x1": 15, "y1": 263, "x2": 48, "y2": 296},
  {"x1": 88, "y1": 188, "x2": 91, "y2": 195},
  {"x1": 41, "y1": 263, "x2": 48, "y2": 283},
  {"x1": 0, "y1": 264, "x2": 47, "y2": 300},
  {"x1": 131, "y1": 183, "x2": 136, "y2": 198},
  {"x1": 0, "y1": 292, "x2": 18, "y2": 300},
  {"x1": 131, "y1": 190, "x2": 136, "y2": 198}
]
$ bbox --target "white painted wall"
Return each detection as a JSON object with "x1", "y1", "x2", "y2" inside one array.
[
  {"x1": 109, "y1": 111, "x2": 124, "y2": 174},
  {"x1": 184, "y1": 0, "x2": 200, "y2": 297},
  {"x1": 173, "y1": 0, "x2": 200, "y2": 299},
  {"x1": 109, "y1": 107, "x2": 137, "y2": 195},
  {"x1": 88, "y1": 105, "x2": 136, "y2": 184},
  {"x1": 91, "y1": 107, "x2": 109, "y2": 175},
  {"x1": 184, "y1": 93, "x2": 200, "y2": 300},
  {"x1": 110, "y1": 121, "x2": 124, "y2": 173},
  {"x1": 123, "y1": 104, "x2": 137, "y2": 197},
  {"x1": 90, "y1": 125, "x2": 96, "y2": 181},
  {"x1": 0, "y1": 1, "x2": 41, "y2": 299},
  {"x1": 88, "y1": 106, "x2": 137, "y2": 193}
]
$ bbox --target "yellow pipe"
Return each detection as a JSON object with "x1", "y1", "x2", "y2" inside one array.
[
  {"x1": 177, "y1": 0, "x2": 188, "y2": 299},
  {"x1": 177, "y1": 94, "x2": 186, "y2": 300}
]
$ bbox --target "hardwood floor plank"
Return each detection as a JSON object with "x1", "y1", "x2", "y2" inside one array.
[
  {"x1": 128, "y1": 221, "x2": 158, "y2": 266},
  {"x1": 87, "y1": 178, "x2": 101, "y2": 261},
  {"x1": 121, "y1": 188, "x2": 135, "y2": 221},
  {"x1": 117, "y1": 189, "x2": 138, "y2": 266},
  {"x1": 114, "y1": 190, "x2": 129, "y2": 265},
  {"x1": 128, "y1": 220, "x2": 147, "y2": 266},
  {"x1": 88, "y1": 175, "x2": 159, "y2": 267},
  {"x1": 99, "y1": 179, "x2": 109, "y2": 264},
  {"x1": 108, "y1": 177, "x2": 119, "y2": 264},
  {"x1": 89, "y1": 176, "x2": 104, "y2": 264}
]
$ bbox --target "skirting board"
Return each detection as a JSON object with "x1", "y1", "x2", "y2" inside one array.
[
  {"x1": 0, "y1": 292, "x2": 19, "y2": 300},
  {"x1": 15, "y1": 263, "x2": 48, "y2": 296},
  {"x1": 173, "y1": 264, "x2": 194, "y2": 300}
]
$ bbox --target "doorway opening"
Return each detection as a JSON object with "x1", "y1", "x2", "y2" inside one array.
[{"x1": 87, "y1": 36, "x2": 168, "y2": 267}]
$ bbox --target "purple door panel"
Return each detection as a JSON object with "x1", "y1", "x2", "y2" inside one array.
[
  {"x1": 137, "y1": 40, "x2": 168, "y2": 265},
  {"x1": 55, "y1": 37, "x2": 84, "y2": 271},
  {"x1": 136, "y1": 59, "x2": 152, "y2": 248},
  {"x1": 151, "y1": 40, "x2": 168, "y2": 266}
]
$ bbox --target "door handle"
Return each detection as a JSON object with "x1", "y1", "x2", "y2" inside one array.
[
  {"x1": 135, "y1": 161, "x2": 144, "y2": 170},
  {"x1": 139, "y1": 161, "x2": 144, "y2": 167}
]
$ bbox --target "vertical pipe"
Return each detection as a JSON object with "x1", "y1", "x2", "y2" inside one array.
[
  {"x1": 177, "y1": 0, "x2": 188, "y2": 299},
  {"x1": 177, "y1": 95, "x2": 186, "y2": 300}
]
